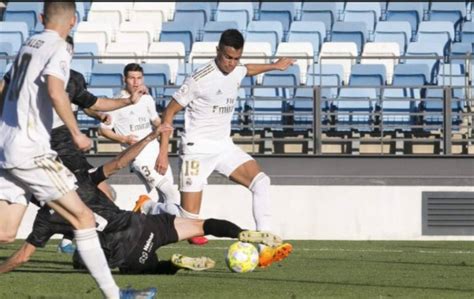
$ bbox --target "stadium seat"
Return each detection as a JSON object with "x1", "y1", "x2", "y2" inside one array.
[
  {"x1": 146, "y1": 42, "x2": 185, "y2": 84},
  {"x1": 377, "y1": 93, "x2": 417, "y2": 131},
  {"x1": 461, "y1": 22, "x2": 474, "y2": 45},
  {"x1": 174, "y1": 2, "x2": 213, "y2": 34},
  {"x1": 88, "y1": 2, "x2": 133, "y2": 30},
  {"x1": 349, "y1": 64, "x2": 386, "y2": 87},
  {"x1": 385, "y1": 2, "x2": 424, "y2": 35},
  {"x1": 4, "y1": 2, "x2": 42, "y2": 34},
  {"x1": 87, "y1": 87, "x2": 115, "y2": 98},
  {"x1": 300, "y1": 2, "x2": 345, "y2": 32},
  {"x1": 202, "y1": 21, "x2": 240, "y2": 42},
  {"x1": 116, "y1": 22, "x2": 157, "y2": 52},
  {"x1": 417, "y1": 21, "x2": 454, "y2": 49},
  {"x1": 405, "y1": 42, "x2": 445, "y2": 83},
  {"x1": 142, "y1": 63, "x2": 171, "y2": 98},
  {"x1": 0, "y1": 21, "x2": 29, "y2": 54},
  {"x1": 334, "y1": 87, "x2": 376, "y2": 131},
  {"x1": 77, "y1": 110, "x2": 100, "y2": 130},
  {"x1": 330, "y1": 22, "x2": 368, "y2": 55},
  {"x1": 374, "y1": 21, "x2": 412, "y2": 55},
  {"x1": 72, "y1": 42, "x2": 99, "y2": 81},
  {"x1": 246, "y1": 21, "x2": 284, "y2": 54},
  {"x1": 216, "y1": 2, "x2": 254, "y2": 32},
  {"x1": 103, "y1": 42, "x2": 141, "y2": 64},
  {"x1": 428, "y1": 2, "x2": 466, "y2": 31},
  {"x1": 319, "y1": 42, "x2": 358, "y2": 83},
  {"x1": 159, "y1": 21, "x2": 200, "y2": 54},
  {"x1": 258, "y1": 2, "x2": 299, "y2": 34},
  {"x1": 241, "y1": 42, "x2": 273, "y2": 84},
  {"x1": 307, "y1": 64, "x2": 344, "y2": 98},
  {"x1": 0, "y1": 42, "x2": 12, "y2": 77},
  {"x1": 422, "y1": 87, "x2": 463, "y2": 129},
  {"x1": 131, "y1": 2, "x2": 167, "y2": 32},
  {"x1": 450, "y1": 42, "x2": 472, "y2": 65},
  {"x1": 275, "y1": 42, "x2": 314, "y2": 84},
  {"x1": 74, "y1": 21, "x2": 115, "y2": 54},
  {"x1": 287, "y1": 21, "x2": 326, "y2": 57},
  {"x1": 437, "y1": 64, "x2": 467, "y2": 102},
  {"x1": 89, "y1": 63, "x2": 125, "y2": 90},
  {"x1": 388, "y1": 64, "x2": 430, "y2": 99},
  {"x1": 188, "y1": 41, "x2": 218, "y2": 69},
  {"x1": 361, "y1": 42, "x2": 400, "y2": 84},
  {"x1": 255, "y1": 65, "x2": 301, "y2": 99},
  {"x1": 343, "y1": 2, "x2": 381, "y2": 33}
]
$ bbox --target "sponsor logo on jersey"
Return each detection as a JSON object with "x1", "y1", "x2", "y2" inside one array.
[{"x1": 139, "y1": 232, "x2": 155, "y2": 264}]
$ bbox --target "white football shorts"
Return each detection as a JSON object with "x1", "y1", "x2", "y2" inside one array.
[
  {"x1": 178, "y1": 142, "x2": 253, "y2": 192},
  {"x1": 0, "y1": 154, "x2": 77, "y2": 206}
]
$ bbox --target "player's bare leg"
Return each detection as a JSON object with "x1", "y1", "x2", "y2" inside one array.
[
  {"x1": 180, "y1": 191, "x2": 208, "y2": 245},
  {"x1": 230, "y1": 159, "x2": 292, "y2": 268},
  {"x1": 0, "y1": 201, "x2": 27, "y2": 243}
]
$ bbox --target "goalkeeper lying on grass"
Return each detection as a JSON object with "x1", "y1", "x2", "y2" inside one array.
[{"x1": 0, "y1": 125, "x2": 289, "y2": 274}]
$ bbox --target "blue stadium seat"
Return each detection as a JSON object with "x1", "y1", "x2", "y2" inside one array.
[
  {"x1": 374, "y1": 21, "x2": 412, "y2": 54},
  {"x1": 160, "y1": 21, "x2": 200, "y2": 54},
  {"x1": 461, "y1": 22, "x2": 474, "y2": 45},
  {"x1": 254, "y1": 65, "x2": 301, "y2": 99},
  {"x1": 421, "y1": 87, "x2": 463, "y2": 129},
  {"x1": 331, "y1": 22, "x2": 368, "y2": 55},
  {"x1": 292, "y1": 85, "x2": 331, "y2": 130},
  {"x1": 378, "y1": 92, "x2": 417, "y2": 131},
  {"x1": 349, "y1": 64, "x2": 387, "y2": 87},
  {"x1": 71, "y1": 42, "x2": 99, "y2": 82},
  {"x1": 343, "y1": 2, "x2": 382, "y2": 33},
  {"x1": 142, "y1": 63, "x2": 171, "y2": 98},
  {"x1": 246, "y1": 21, "x2": 283, "y2": 54},
  {"x1": 428, "y1": 2, "x2": 466, "y2": 31},
  {"x1": 405, "y1": 42, "x2": 445, "y2": 83},
  {"x1": 174, "y1": 2, "x2": 212, "y2": 31},
  {"x1": 0, "y1": 42, "x2": 13, "y2": 77},
  {"x1": 307, "y1": 64, "x2": 343, "y2": 99},
  {"x1": 77, "y1": 110, "x2": 100, "y2": 129},
  {"x1": 216, "y1": 2, "x2": 254, "y2": 32},
  {"x1": 389, "y1": 64, "x2": 430, "y2": 99},
  {"x1": 202, "y1": 21, "x2": 240, "y2": 42},
  {"x1": 417, "y1": 21, "x2": 454, "y2": 49},
  {"x1": 450, "y1": 42, "x2": 472, "y2": 65},
  {"x1": 89, "y1": 64, "x2": 125, "y2": 90},
  {"x1": 4, "y1": 2, "x2": 42, "y2": 34},
  {"x1": 300, "y1": 2, "x2": 344, "y2": 32},
  {"x1": 259, "y1": 2, "x2": 299, "y2": 34},
  {"x1": 87, "y1": 87, "x2": 115, "y2": 98},
  {"x1": 287, "y1": 21, "x2": 326, "y2": 57},
  {"x1": 385, "y1": 2, "x2": 424, "y2": 35},
  {"x1": 0, "y1": 21, "x2": 29, "y2": 54},
  {"x1": 334, "y1": 87, "x2": 376, "y2": 131}
]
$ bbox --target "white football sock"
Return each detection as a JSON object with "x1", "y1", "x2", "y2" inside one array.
[
  {"x1": 74, "y1": 228, "x2": 119, "y2": 299},
  {"x1": 180, "y1": 208, "x2": 200, "y2": 219},
  {"x1": 157, "y1": 178, "x2": 180, "y2": 204},
  {"x1": 249, "y1": 172, "x2": 272, "y2": 232}
]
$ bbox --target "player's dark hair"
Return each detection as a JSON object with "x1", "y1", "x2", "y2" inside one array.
[
  {"x1": 43, "y1": 2, "x2": 76, "y2": 23},
  {"x1": 123, "y1": 63, "x2": 144, "y2": 77},
  {"x1": 218, "y1": 29, "x2": 244, "y2": 50}
]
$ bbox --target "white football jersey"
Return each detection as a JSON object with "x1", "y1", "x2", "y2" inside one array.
[
  {"x1": 100, "y1": 90, "x2": 159, "y2": 149},
  {"x1": 173, "y1": 59, "x2": 247, "y2": 153},
  {"x1": 0, "y1": 30, "x2": 72, "y2": 168}
]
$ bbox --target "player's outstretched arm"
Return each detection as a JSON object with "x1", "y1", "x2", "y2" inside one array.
[
  {"x1": 83, "y1": 108, "x2": 112, "y2": 125},
  {"x1": 0, "y1": 242, "x2": 37, "y2": 273},
  {"x1": 245, "y1": 57, "x2": 295, "y2": 77},
  {"x1": 47, "y1": 75, "x2": 92, "y2": 151},
  {"x1": 98, "y1": 126, "x2": 138, "y2": 145},
  {"x1": 155, "y1": 98, "x2": 184, "y2": 175},
  {"x1": 102, "y1": 125, "x2": 173, "y2": 179},
  {"x1": 91, "y1": 85, "x2": 148, "y2": 111}
]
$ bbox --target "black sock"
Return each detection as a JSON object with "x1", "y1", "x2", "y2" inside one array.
[{"x1": 203, "y1": 218, "x2": 244, "y2": 238}]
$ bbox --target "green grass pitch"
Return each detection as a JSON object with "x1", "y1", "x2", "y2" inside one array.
[{"x1": 0, "y1": 240, "x2": 473, "y2": 298}]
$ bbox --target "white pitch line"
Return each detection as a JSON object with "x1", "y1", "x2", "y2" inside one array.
[{"x1": 32, "y1": 244, "x2": 474, "y2": 255}]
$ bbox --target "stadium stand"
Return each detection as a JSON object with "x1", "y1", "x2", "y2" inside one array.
[{"x1": 2, "y1": 1, "x2": 473, "y2": 155}]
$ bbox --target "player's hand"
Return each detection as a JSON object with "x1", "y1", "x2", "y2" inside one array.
[
  {"x1": 273, "y1": 57, "x2": 295, "y2": 71},
  {"x1": 155, "y1": 153, "x2": 169, "y2": 175},
  {"x1": 124, "y1": 134, "x2": 138, "y2": 145},
  {"x1": 150, "y1": 123, "x2": 173, "y2": 139},
  {"x1": 72, "y1": 133, "x2": 93, "y2": 152},
  {"x1": 100, "y1": 113, "x2": 112, "y2": 125},
  {"x1": 129, "y1": 85, "x2": 148, "y2": 104}
]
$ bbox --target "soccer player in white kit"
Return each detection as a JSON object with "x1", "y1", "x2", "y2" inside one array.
[
  {"x1": 154, "y1": 29, "x2": 293, "y2": 267},
  {"x1": 99, "y1": 63, "x2": 179, "y2": 207},
  {"x1": 0, "y1": 3, "x2": 155, "y2": 298}
]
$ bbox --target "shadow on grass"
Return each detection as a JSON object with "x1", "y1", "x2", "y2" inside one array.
[{"x1": 307, "y1": 256, "x2": 474, "y2": 268}]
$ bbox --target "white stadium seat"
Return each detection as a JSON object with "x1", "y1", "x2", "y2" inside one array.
[
  {"x1": 146, "y1": 42, "x2": 186, "y2": 84},
  {"x1": 319, "y1": 42, "x2": 358, "y2": 84},
  {"x1": 116, "y1": 22, "x2": 156, "y2": 53},
  {"x1": 241, "y1": 42, "x2": 273, "y2": 84},
  {"x1": 74, "y1": 21, "x2": 115, "y2": 54},
  {"x1": 133, "y1": 2, "x2": 175, "y2": 22},
  {"x1": 103, "y1": 42, "x2": 140, "y2": 64},
  {"x1": 275, "y1": 42, "x2": 314, "y2": 84},
  {"x1": 189, "y1": 41, "x2": 218, "y2": 70},
  {"x1": 88, "y1": 2, "x2": 133, "y2": 30},
  {"x1": 361, "y1": 42, "x2": 400, "y2": 84}
]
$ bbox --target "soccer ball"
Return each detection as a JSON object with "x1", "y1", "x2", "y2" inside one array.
[{"x1": 225, "y1": 241, "x2": 259, "y2": 273}]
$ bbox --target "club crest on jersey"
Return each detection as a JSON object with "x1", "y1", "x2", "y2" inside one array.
[
  {"x1": 178, "y1": 84, "x2": 189, "y2": 96},
  {"x1": 185, "y1": 178, "x2": 193, "y2": 186}
]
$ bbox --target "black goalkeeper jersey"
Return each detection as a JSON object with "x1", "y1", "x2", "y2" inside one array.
[{"x1": 26, "y1": 170, "x2": 145, "y2": 268}]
